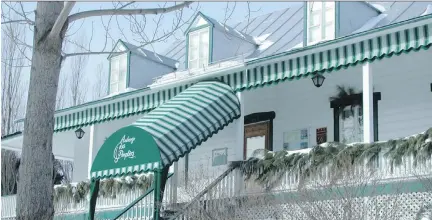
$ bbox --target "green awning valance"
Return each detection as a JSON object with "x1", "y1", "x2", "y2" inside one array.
[{"x1": 90, "y1": 80, "x2": 240, "y2": 180}]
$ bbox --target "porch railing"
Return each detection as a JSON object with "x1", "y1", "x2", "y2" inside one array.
[
  {"x1": 2, "y1": 152, "x2": 431, "y2": 219},
  {"x1": 1, "y1": 173, "x2": 176, "y2": 219},
  {"x1": 169, "y1": 162, "x2": 242, "y2": 219}
]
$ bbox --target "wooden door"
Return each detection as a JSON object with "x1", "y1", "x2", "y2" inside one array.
[{"x1": 244, "y1": 121, "x2": 271, "y2": 160}]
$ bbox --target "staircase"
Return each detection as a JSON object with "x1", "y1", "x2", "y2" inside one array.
[{"x1": 168, "y1": 161, "x2": 242, "y2": 220}]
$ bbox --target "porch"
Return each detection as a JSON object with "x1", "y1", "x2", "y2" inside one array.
[{"x1": 2, "y1": 48, "x2": 432, "y2": 220}]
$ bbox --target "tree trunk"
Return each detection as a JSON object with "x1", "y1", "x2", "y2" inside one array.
[{"x1": 16, "y1": 2, "x2": 66, "y2": 219}]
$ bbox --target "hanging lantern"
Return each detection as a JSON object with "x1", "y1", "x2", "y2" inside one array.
[
  {"x1": 75, "y1": 128, "x2": 85, "y2": 139},
  {"x1": 312, "y1": 74, "x2": 325, "y2": 88}
]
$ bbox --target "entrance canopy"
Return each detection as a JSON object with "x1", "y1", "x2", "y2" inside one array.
[{"x1": 90, "y1": 80, "x2": 241, "y2": 180}]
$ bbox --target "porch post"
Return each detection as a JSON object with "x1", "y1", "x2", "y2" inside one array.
[
  {"x1": 234, "y1": 92, "x2": 244, "y2": 195},
  {"x1": 362, "y1": 62, "x2": 374, "y2": 143},
  {"x1": 88, "y1": 179, "x2": 100, "y2": 220},
  {"x1": 87, "y1": 125, "x2": 96, "y2": 179},
  {"x1": 153, "y1": 170, "x2": 162, "y2": 220},
  {"x1": 236, "y1": 92, "x2": 244, "y2": 160}
]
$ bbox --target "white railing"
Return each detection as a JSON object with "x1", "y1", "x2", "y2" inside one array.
[
  {"x1": 263, "y1": 150, "x2": 432, "y2": 192},
  {"x1": 1, "y1": 175, "x2": 176, "y2": 219},
  {"x1": 2, "y1": 153, "x2": 431, "y2": 219},
  {"x1": 150, "y1": 53, "x2": 249, "y2": 86}
]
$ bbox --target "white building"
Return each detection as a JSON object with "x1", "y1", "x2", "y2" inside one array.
[{"x1": 2, "y1": 2, "x2": 432, "y2": 219}]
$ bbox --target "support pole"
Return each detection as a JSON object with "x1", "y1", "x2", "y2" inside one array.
[
  {"x1": 362, "y1": 62, "x2": 374, "y2": 143},
  {"x1": 87, "y1": 125, "x2": 95, "y2": 179},
  {"x1": 235, "y1": 92, "x2": 244, "y2": 195},
  {"x1": 88, "y1": 179, "x2": 100, "y2": 220},
  {"x1": 153, "y1": 170, "x2": 163, "y2": 220}
]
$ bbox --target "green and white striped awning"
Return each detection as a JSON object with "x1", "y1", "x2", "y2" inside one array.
[
  {"x1": 90, "y1": 80, "x2": 240, "y2": 179},
  {"x1": 132, "y1": 80, "x2": 240, "y2": 167},
  {"x1": 43, "y1": 15, "x2": 431, "y2": 133},
  {"x1": 220, "y1": 22, "x2": 432, "y2": 90}
]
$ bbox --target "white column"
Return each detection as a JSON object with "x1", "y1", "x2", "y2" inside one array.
[
  {"x1": 362, "y1": 63, "x2": 374, "y2": 143},
  {"x1": 87, "y1": 125, "x2": 96, "y2": 179},
  {"x1": 235, "y1": 92, "x2": 244, "y2": 161},
  {"x1": 234, "y1": 92, "x2": 244, "y2": 195}
]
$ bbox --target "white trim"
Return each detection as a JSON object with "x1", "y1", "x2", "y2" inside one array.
[
  {"x1": 362, "y1": 62, "x2": 374, "y2": 143},
  {"x1": 87, "y1": 125, "x2": 95, "y2": 179}
]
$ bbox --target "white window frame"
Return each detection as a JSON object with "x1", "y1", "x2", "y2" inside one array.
[
  {"x1": 188, "y1": 27, "x2": 210, "y2": 69},
  {"x1": 339, "y1": 105, "x2": 363, "y2": 144},
  {"x1": 307, "y1": 1, "x2": 336, "y2": 45},
  {"x1": 109, "y1": 53, "x2": 127, "y2": 94}
]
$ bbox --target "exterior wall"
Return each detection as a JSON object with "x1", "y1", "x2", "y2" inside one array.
[
  {"x1": 372, "y1": 49, "x2": 432, "y2": 141},
  {"x1": 72, "y1": 113, "x2": 145, "y2": 181},
  {"x1": 338, "y1": 2, "x2": 380, "y2": 37},
  {"x1": 129, "y1": 54, "x2": 175, "y2": 89},
  {"x1": 243, "y1": 65, "x2": 363, "y2": 151},
  {"x1": 176, "y1": 121, "x2": 241, "y2": 185},
  {"x1": 212, "y1": 28, "x2": 256, "y2": 63}
]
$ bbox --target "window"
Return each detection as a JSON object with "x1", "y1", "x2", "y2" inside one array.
[
  {"x1": 339, "y1": 105, "x2": 363, "y2": 143},
  {"x1": 188, "y1": 27, "x2": 209, "y2": 69},
  {"x1": 330, "y1": 92, "x2": 381, "y2": 143},
  {"x1": 307, "y1": 1, "x2": 335, "y2": 45},
  {"x1": 110, "y1": 53, "x2": 127, "y2": 94},
  {"x1": 243, "y1": 112, "x2": 275, "y2": 160}
]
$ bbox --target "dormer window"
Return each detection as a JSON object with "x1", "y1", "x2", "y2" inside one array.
[
  {"x1": 307, "y1": 1, "x2": 335, "y2": 45},
  {"x1": 109, "y1": 53, "x2": 127, "y2": 94},
  {"x1": 188, "y1": 27, "x2": 210, "y2": 69}
]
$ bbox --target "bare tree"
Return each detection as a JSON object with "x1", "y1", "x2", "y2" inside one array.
[
  {"x1": 92, "y1": 62, "x2": 108, "y2": 100},
  {"x1": 1, "y1": 149, "x2": 20, "y2": 196},
  {"x1": 1, "y1": 2, "x2": 196, "y2": 219},
  {"x1": 1, "y1": 17, "x2": 27, "y2": 135},
  {"x1": 69, "y1": 34, "x2": 89, "y2": 106}
]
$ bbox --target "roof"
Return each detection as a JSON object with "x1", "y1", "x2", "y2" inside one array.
[
  {"x1": 113, "y1": 39, "x2": 179, "y2": 69},
  {"x1": 11, "y1": 7, "x2": 432, "y2": 135},
  {"x1": 162, "y1": 1, "x2": 432, "y2": 70}
]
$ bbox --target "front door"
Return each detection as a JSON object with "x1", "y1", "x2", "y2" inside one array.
[{"x1": 244, "y1": 121, "x2": 271, "y2": 160}]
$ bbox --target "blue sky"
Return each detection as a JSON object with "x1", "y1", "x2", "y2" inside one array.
[{"x1": 15, "y1": 2, "x2": 300, "y2": 104}]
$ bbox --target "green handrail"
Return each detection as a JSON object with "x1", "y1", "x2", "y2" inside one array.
[{"x1": 113, "y1": 173, "x2": 174, "y2": 220}]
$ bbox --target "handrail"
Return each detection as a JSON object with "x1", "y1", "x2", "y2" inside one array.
[
  {"x1": 112, "y1": 172, "x2": 174, "y2": 220},
  {"x1": 169, "y1": 162, "x2": 241, "y2": 220}
]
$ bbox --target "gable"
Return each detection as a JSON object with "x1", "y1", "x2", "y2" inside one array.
[
  {"x1": 192, "y1": 15, "x2": 210, "y2": 28},
  {"x1": 108, "y1": 40, "x2": 130, "y2": 59}
]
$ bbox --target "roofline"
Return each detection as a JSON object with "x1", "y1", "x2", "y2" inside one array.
[
  {"x1": 1, "y1": 131, "x2": 22, "y2": 141},
  {"x1": 107, "y1": 39, "x2": 130, "y2": 60},
  {"x1": 184, "y1": 11, "x2": 215, "y2": 35},
  {"x1": 364, "y1": 2, "x2": 385, "y2": 14},
  {"x1": 247, "y1": 14, "x2": 432, "y2": 65},
  {"x1": 131, "y1": 49, "x2": 178, "y2": 69}
]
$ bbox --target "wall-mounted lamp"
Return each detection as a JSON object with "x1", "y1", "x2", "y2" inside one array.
[
  {"x1": 75, "y1": 128, "x2": 85, "y2": 139},
  {"x1": 312, "y1": 74, "x2": 325, "y2": 88}
]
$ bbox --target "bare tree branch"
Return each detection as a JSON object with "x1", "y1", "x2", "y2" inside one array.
[
  {"x1": 68, "y1": 1, "x2": 193, "y2": 23},
  {"x1": 48, "y1": 2, "x2": 76, "y2": 39},
  {"x1": 1, "y1": 19, "x2": 33, "y2": 25}
]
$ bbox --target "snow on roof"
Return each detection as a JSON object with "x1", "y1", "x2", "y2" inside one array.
[
  {"x1": 119, "y1": 40, "x2": 179, "y2": 69},
  {"x1": 421, "y1": 4, "x2": 432, "y2": 16},
  {"x1": 353, "y1": 14, "x2": 388, "y2": 34},
  {"x1": 199, "y1": 12, "x2": 257, "y2": 45}
]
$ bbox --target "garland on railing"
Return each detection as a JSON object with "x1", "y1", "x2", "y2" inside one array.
[
  {"x1": 53, "y1": 174, "x2": 153, "y2": 204},
  {"x1": 237, "y1": 128, "x2": 432, "y2": 186}
]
